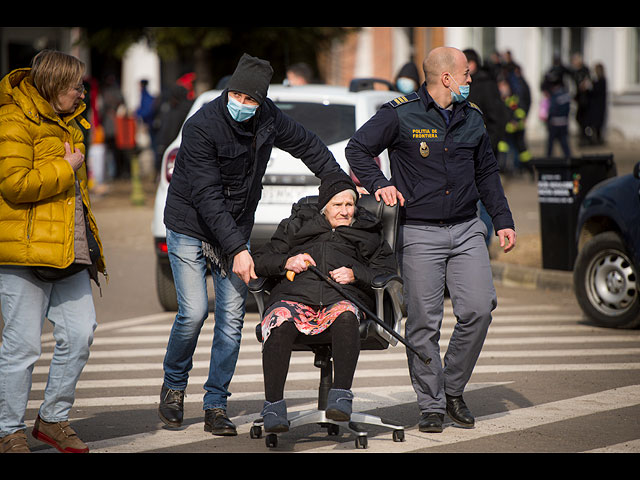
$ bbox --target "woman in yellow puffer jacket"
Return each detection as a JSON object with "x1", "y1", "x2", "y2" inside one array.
[{"x1": 0, "y1": 50, "x2": 106, "y2": 454}]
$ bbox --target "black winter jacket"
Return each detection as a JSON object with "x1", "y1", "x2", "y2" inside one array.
[
  {"x1": 345, "y1": 85, "x2": 514, "y2": 233},
  {"x1": 253, "y1": 201, "x2": 398, "y2": 311},
  {"x1": 164, "y1": 89, "x2": 341, "y2": 257}
]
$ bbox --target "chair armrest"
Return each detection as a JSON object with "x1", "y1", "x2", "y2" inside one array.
[
  {"x1": 248, "y1": 277, "x2": 268, "y2": 294},
  {"x1": 371, "y1": 273, "x2": 403, "y2": 289},
  {"x1": 364, "y1": 273, "x2": 405, "y2": 348}
]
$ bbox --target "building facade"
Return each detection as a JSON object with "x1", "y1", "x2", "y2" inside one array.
[{"x1": 321, "y1": 26, "x2": 640, "y2": 143}]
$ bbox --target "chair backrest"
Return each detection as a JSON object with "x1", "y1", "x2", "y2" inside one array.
[{"x1": 356, "y1": 194, "x2": 399, "y2": 252}]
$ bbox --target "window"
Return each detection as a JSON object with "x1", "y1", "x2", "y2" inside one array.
[{"x1": 275, "y1": 102, "x2": 356, "y2": 145}]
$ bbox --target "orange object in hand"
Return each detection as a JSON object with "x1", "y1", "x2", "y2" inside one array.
[{"x1": 286, "y1": 255, "x2": 311, "y2": 281}]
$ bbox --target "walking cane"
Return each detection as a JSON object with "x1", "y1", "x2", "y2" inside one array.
[{"x1": 286, "y1": 264, "x2": 431, "y2": 365}]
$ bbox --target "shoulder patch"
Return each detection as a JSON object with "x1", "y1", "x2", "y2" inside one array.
[
  {"x1": 467, "y1": 102, "x2": 483, "y2": 115},
  {"x1": 388, "y1": 92, "x2": 419, "y2": 108}
]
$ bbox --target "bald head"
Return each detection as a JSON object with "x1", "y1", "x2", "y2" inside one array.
[
  {"x1": 423, "y1": 47, "x2": 465, "y2": 85},
  {"x1": 423, "y1": 46, "x2": 470, "y2": 107}
]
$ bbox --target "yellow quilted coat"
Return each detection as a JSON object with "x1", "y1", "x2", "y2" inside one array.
[{"x1": 0, "y1": 68, "x2": 106, "y2": 275}]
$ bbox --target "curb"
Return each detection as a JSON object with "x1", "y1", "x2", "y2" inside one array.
[{"x1": 491, "y1": 261, "x2": 574, "y2": 292}]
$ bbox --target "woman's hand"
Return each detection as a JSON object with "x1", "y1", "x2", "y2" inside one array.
[
  {"x1": 285, "y1": 253, "x2": 316, "y2": 274},
  {"x1": 64, "y1": 142, "x2": 84, "y2": 171},
  {"x1": 329, "y1": 266, "x2": 355, "y2": 285}
]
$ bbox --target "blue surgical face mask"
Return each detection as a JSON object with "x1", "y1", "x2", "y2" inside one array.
[
  {"x1": 227, "y1": 94, "x2": 258, "y2": 122},
  {"x1": 449, "y1": 76, "x2": 470, "y2": 103},
  {"x1": 396, "y1": 77, "x2": 417, "y2": 94}
]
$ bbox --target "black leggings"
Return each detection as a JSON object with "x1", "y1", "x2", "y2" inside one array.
[{"x1": 262, "y1": 311, "x2": 360, "y2": 403}]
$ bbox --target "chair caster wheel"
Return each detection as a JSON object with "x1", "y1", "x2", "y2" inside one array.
[
  {"x1": 266, "y1": 433, "x2": 278, "y2": 448},
  {"x1": 250, "y1": 425, "x2": 262, "y2": 439},
  {"x1": 393, "y1": 429, "x2": 405, "y2": 442},
  {"x1": 355, "y1": 435, "x2": 368, "y2": 449}
]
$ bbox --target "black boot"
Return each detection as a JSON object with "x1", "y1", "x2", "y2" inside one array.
[
  {"x1": 204, "y1": 408, "x2": 237, "y2": 436},
  {"x1": 158, "y1": 383, "x2": 185, "y2": 428}
]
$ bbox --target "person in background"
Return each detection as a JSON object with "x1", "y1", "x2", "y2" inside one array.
[
  {"x1": 543, "y1": 71, "x2": 572, "y2": 159},
  {"x1": 154, "y1": 84, "x2": 193, "y2": 176},
  {"x1": 0, "y1": 49, "x2": 106, "y2": 453},
  {"x1": 394, "y1": 62, "x2": 421, "y2": 95},
  {"x1": 587, "y1": 63, "x2": 607, "y2": 145},
  {"x1": 464, "y1": 48, "x2": 511, "y2": 247},
  {"x1": 570, "y1": 53, "x2": 593, "y2": 146},
  {"x1": 286, "y1": 63, "x2": 313, "y2": 86}
]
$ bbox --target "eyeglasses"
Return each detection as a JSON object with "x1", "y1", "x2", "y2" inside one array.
[{"x1": 70, "y1": 83, "x2": 85, "y2": 94}]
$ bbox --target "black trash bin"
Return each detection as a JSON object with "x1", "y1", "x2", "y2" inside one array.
[{"x1": 532, "y1": 154, "x2": 616, "y2": 271}]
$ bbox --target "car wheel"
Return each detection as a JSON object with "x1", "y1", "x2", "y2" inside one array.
[
  {"x1": 573, "y1": 231, "x2": 640, "y2": 329},
  {"x1": 156, "y1": 260, "x2": 178, "y2": 311}
]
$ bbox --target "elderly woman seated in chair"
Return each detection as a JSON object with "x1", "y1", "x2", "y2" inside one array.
[{"x1": 253, "y1": 172, "x2": 398, "y2": 433}]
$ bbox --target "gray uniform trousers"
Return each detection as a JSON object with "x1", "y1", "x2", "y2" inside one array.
[{"x1": 398, "y1": 217, "x2": 497, "y2": 414}]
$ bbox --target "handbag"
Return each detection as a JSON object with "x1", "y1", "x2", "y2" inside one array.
[{"x1": 32, "y1": 220, "x2": 100, "y2": 282}]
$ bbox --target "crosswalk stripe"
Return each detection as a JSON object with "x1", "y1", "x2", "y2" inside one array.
[
  {"x1": 33, "y1": 335, "x2": 640, "y2": 362},
  {"x1": 31, "y1": 348, "x2": 640, "y2": 376},
  {"x1": 35, "y1": 324, "x2": 633, "y2": 349},
  {"x1": 28, "y1": 363, "x2": 640, "y2": 398}
]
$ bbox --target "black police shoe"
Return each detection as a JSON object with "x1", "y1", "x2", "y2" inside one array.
[
  {"x1": 419, "y1": 412, "x2": 444, "y2": 433},
  {"x1": 158, "y1": 383, "x2": 185, "y2": 428},
  {"x1": 204, "y1": 408, "x2": 237, "y2": 436},
  {"x1": 446, "y1": 394, "x2": 475, "y2": 428}
]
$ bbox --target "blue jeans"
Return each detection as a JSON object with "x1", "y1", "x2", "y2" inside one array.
[
  {"x1": 0, "y1": 266, "x2": 96, "y2": 436},
  {"x1": 163, "y1": 228, "x2": 248, "y2": 411}
]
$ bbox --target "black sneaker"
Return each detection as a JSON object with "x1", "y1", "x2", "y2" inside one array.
[
  {"x1": 204, "y1": 408, "x2": 237, "y2": 436},
  {"x1": 158, "y1": 383, "x2": 185, "y2": 428}
]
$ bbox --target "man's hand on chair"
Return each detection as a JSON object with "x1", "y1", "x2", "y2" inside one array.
[{"x1": 374, "y1": 185, "x2": 405, "y2": 207}]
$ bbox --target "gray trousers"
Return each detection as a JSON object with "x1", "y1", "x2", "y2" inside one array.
[{"x1": 398, "y1": 218, "x2": 497, "y2": 414}]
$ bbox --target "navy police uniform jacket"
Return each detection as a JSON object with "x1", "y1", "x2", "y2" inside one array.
[
  {"x1": 345, "y1": 84, "x2": 514, "y2": 233},
  {"x1": 164, "y1": 89, "x2": 341, "y2": 258}
]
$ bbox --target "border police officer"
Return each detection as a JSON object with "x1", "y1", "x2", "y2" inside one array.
[{"x1": 346, "y1": 47, "x2": 517, "y2": 433}]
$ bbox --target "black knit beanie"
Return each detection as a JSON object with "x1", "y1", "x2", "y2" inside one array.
[
  {"x1": 318, "y1": 172, "x2": 358, "y2": 210},
  {"x1": 226, "y1": 53, "x2": 273, "y2": 105}
]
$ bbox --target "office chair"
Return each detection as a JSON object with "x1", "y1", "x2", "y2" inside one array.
[{"x1": 248, "y1": 194, "x2": 406, "y2": 449}]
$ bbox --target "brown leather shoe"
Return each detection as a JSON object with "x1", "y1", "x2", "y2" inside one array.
[
  {"x1": 1, "y1": 430, "x2": 30, "y2": 453},
  {"x1": 32, "y1": 416, "x2": 89, "y2": 453}
]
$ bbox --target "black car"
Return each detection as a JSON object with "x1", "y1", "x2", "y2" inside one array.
[{"x1": 573, "y1": 161, "x2": 640, "y2": 328}]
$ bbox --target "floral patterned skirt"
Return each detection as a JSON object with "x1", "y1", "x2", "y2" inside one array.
[{"x1": 260, "y1": 300, "x2": 362, "y2": 347}]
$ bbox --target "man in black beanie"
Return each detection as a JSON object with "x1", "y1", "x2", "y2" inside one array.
[
  {"x1": 227, "y1": 53, "x2": 273, "y2": 105},
  {"x1": 160, "y1": 53, "x2": 342, "y2": 436}
]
